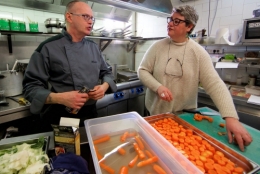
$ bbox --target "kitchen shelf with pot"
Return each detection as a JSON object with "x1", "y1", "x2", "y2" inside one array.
[{"x1": 0, "y1": 30, "x2": 144, "y2": 53}]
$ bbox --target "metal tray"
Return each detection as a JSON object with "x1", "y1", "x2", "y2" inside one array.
[
  {"x1": 0, "y1": 136, "x2": 50, "y2": 174},
  {"x1": 144, "y1": 114, "x2": 260, "y2": 174}
]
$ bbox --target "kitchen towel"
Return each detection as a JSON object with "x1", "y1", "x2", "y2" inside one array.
[{"x1": 48, "y1": 152, "x2": 89, "y2": 174}]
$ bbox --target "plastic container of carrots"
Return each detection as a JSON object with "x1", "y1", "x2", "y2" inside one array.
[{"x1": 85, "y1": 112, "x2": 202, "y2": 174}]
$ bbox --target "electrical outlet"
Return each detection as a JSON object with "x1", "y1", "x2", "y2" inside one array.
[{"x1": 206, "y1": 49, "x2": 224, "y2": 54}]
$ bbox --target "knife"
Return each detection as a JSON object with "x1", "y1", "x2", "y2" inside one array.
[{"x1": 182, "y1": 109, "x2": 221, "y2": 116}]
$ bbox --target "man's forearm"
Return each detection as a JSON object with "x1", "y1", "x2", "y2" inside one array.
[{"x1": 45, "y1": 93, "x2": 62, "y2": 104}]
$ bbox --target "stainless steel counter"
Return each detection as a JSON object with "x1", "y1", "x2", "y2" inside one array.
[
  {"x1": 0, "y1": 95, "x2": 31, "y2": 124},
  {"x1": 0, "y1": 80, "x2": 144, "y2": 124}
]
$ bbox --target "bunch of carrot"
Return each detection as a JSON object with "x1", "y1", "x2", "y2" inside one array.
[
  {"x1": 150, "y1": 118, "x2": 245, "y2": 174},
  {"x1": 93, "y1": 132, "x2": 167, "y2": 174}
]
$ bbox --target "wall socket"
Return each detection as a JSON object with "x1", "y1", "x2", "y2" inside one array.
[{"x1": 206, "y1": 49, "x2": 224, "y2": 54}]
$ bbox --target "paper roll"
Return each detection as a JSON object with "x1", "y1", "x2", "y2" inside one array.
[
  {"x1": 231, "y1": 29, "x2": 239, "y2": 43},
  {"x1": 215, "y1": 28, "x2": 229, "y2": 44}
]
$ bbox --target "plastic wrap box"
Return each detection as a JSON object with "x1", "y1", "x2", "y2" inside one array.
[{"x1": 85, "y1": 112, "x2": 202, "y2": 174}]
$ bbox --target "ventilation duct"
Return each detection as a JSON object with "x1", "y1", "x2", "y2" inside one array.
[{"x1": 0, "y1": 0, "x2": 172, "y2": 22}]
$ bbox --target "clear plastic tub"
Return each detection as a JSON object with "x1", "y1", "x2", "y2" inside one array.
[{"x1": 85, "y1": 112, "x2": 202, "y2": 174}]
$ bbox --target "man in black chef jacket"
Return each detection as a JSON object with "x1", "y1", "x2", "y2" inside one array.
[{"x1": 23, "y1": 0, "x2": 117, "y2": 131}]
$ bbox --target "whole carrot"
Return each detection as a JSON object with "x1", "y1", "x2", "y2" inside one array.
[
  {"x1": 99, "y1": 162, "x2": 115, "y2": 174},
  {"x1": 94, "y1": 146, "x2": 103, "y2": 161},
  {"x1": 127, "y1": 132, "x2": 137, "y2": 138},
  {"x1": 120, "y1": 131, "x2": 129, "y2": 142},
  {"x1": 145, "y1": 150, "x2": 153, "y2": 158},
  {"x1": 135, "y1": 136, "x2": 145, "y2": 150},
  {"x1": 128, "y1": 155, "x2": 138, "y2": 168},
  {"x1": 94, "y1": 135, "x2": 110, "y2": 145},
  {"x1": 119, "y1": 166, "x2": 128, "y2": 174},
  {"x1": 133, "y1": 143, "x2": 146, "y2": 160},
  {"x1": 117, "y1": 147, "x2": 126, "y2": 155},
  {"x1": 153, "y1": 164, "x2": 167, "y2": 174},
  {"x1": 137, "y1": 156, "x2": 158, "y2": 167}
]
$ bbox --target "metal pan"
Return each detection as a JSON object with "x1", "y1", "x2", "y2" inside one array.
[{"x1": 144, "y1": 114, "x2": 260, "y2": 174}]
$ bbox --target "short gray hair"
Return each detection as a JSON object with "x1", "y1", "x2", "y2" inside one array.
[
  {"x1": 64, "y1": 0, "x2": 82, "y2": 22},
  {"x1": 172, "y1": 5, "x2": 199, "y2": 35}
]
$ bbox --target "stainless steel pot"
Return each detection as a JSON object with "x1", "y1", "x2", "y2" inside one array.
[
  {"x1": 47, "y1": 27, "x2": 62, "y2": 33},
  {"x1": 44, "y1": 18, "x2": 65, "y2": 28},
  {"x1": 0, "y1": 71, "x2": 23, "y2": 97}
]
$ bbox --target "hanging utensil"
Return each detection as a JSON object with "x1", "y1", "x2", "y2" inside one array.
[{"x1": 122, "y1": 25, "x2": 131, "y2": 31}]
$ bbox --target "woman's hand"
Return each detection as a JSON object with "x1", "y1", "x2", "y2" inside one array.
[
  {"x1": 157, "y1": 85, "x2": 173, "y2": 102},
  {"x1": 225, "y1": 117, "x2": 253, "y2": 151}
]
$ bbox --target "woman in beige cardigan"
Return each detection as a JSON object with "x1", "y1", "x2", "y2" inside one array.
[{"x1": 138, "y1": 5, "x2": 252, "y2": 151}]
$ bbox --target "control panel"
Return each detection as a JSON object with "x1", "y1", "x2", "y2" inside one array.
[
  {"x1": 130, "y1": 86, "x2": 144, "y2": 94},
  {"x1": 113, "y1": 91, "x2": 125, "y2": 100}
]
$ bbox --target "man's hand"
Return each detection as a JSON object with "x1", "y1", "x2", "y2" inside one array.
[
  {"x1": 88, "y1": 82, "x2": 109, "y2": 100},
  {"x1": 157, "y1": 85, "x2": 173, "y2": 102},
  {"x1": 46, "y1": 91, "x2": 89, "y2": 109},
  {"x1": 225, "y1": 117, "x2": 253, "y2": 151}
]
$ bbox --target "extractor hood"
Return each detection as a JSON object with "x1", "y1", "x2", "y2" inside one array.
[{"x1": 0, "y1": 0, "x2": 172, "y2": 22}]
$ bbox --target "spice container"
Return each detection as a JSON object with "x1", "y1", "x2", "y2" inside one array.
[
  {"x1": 248, "y1": 74, "x2": 256, "y2": 86},
  {"x1": 0, "y1": 18, "x2": 10, "y2": 30},
  {"x1": 10, "y1": 20, "x2": 20, "y2": 31},
  {"x1": 29, "y1": 22, "x2": 39, "y2": 32},
  {"x1": 19, "y1": 21, "x2": 26, "y2": 31}
]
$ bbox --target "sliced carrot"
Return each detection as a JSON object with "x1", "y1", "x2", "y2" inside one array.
[
  {"x1": 128, "y1": 155, "x2": 138, "y2": 168},
  {"x1": 117, "y1": 147, "x2": 126, "y2": 155},
  {"x1": 99, "y1": 162, "x2": 115, "y2": 174},
  {"x1": 153, "y1": 164, "x2": 167, "y2": 174},
  {"x1": 120, "y1": 131, "x2": 129, "y2": 142},
  {"x1": 219, "y1": 123, "x2": 225, "y2": 128},
  {"x1": 204, "y1": 162, "x2": 214, "y2": 172},
  {"x1": 208, "y1": 169, "x2": 217, "y2": 174},
  {"x1": 196, "y1": 165, "x2": 206, "y2": 173},
  {"x1": 215, "y1": 151, "x2": 224, "y2": 157},
  {"x1": 119, "y1": 166, "x2": 128, "y2": 174},
  {"x1": 145, "y1": 150, "x2": 153, "y2": 158},
  {"x1": 234, "y1": 167, "x2": 244, "y2": 174},
  {"x1": 94, "y1": 135, "x2": 110, "y2": 144},
  {"x1": 226, "y1": 163, "x2": 234, "y2": 172},
  {"x1": 137, "y1": 156, "x2": 158, "y2": 167},
  {"x1": 195, "y1": 160, "x2": 204, "y2": 167},
  {"x1": 135, "y1": 136, "x2": 145, "y2": 150}
]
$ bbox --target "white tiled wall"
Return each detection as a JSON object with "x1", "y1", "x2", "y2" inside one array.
[{"x1": 134, "y1": 0, "x2": 260, "y2": 70}]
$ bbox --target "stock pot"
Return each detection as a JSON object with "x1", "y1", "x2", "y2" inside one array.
[{"x1": 0, "y1": 70, "x2": 23, "y2": 97}]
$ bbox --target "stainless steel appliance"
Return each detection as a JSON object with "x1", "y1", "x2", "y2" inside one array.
[
  {"x1": 44, "y1": 18, "x2": 65, "y2": 33},
  {"x1": 242, "y1": 17, "x2": 260, "y2": 43}
]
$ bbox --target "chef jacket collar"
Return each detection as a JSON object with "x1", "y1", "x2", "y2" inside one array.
[{"x1": 62, "y1": 28, "x2": 85, "y2": 44}]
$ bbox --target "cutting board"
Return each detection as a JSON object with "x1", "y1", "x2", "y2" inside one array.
[{"x1": 178, "y1": 107, "x2": 260, "y2": 165}]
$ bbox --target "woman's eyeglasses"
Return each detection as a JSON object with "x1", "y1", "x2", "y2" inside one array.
[
  {"x1": 164, "y1": 41, "x2": 188, "y2": 78},
  {"x1": 69, "y1": 13, "x2": 95, "y2": 22},
  {"x1": 167, "y1": 17, "x2": 187, "y2": 26}
]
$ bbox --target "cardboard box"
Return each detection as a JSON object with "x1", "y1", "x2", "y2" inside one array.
[{"x1": 52, "y1": 118, "x2": 80, "y2": 155}]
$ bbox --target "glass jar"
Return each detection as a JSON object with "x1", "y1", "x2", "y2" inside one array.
[
  {"x1": 0, "y1": 18, "x2": 10, "y2": 30},
  {"x1": 10, "y1": 19, "x2": 20, "y2": 31},
  {"x1": 255, "y1": 75, "x2": 260, "y2": 87},
  {"x1": 248, "y1": 74, "x2": 256, "y2": 86}
]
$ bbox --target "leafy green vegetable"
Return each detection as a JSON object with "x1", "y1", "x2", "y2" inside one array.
[
  {"x1": 0, "y1": 146, "x2": 17, "y2": 156},
  {"x1": 31, "y1": 137, "x2": 45, "y2": 149}
]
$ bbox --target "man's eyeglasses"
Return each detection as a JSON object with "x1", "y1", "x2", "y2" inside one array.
[
  {"x1": 167, "y1": 17, "x2": 187, "y2": 26},
  {"x1": 69, "y1": 13, "x2": 95, "y2": 22}
]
